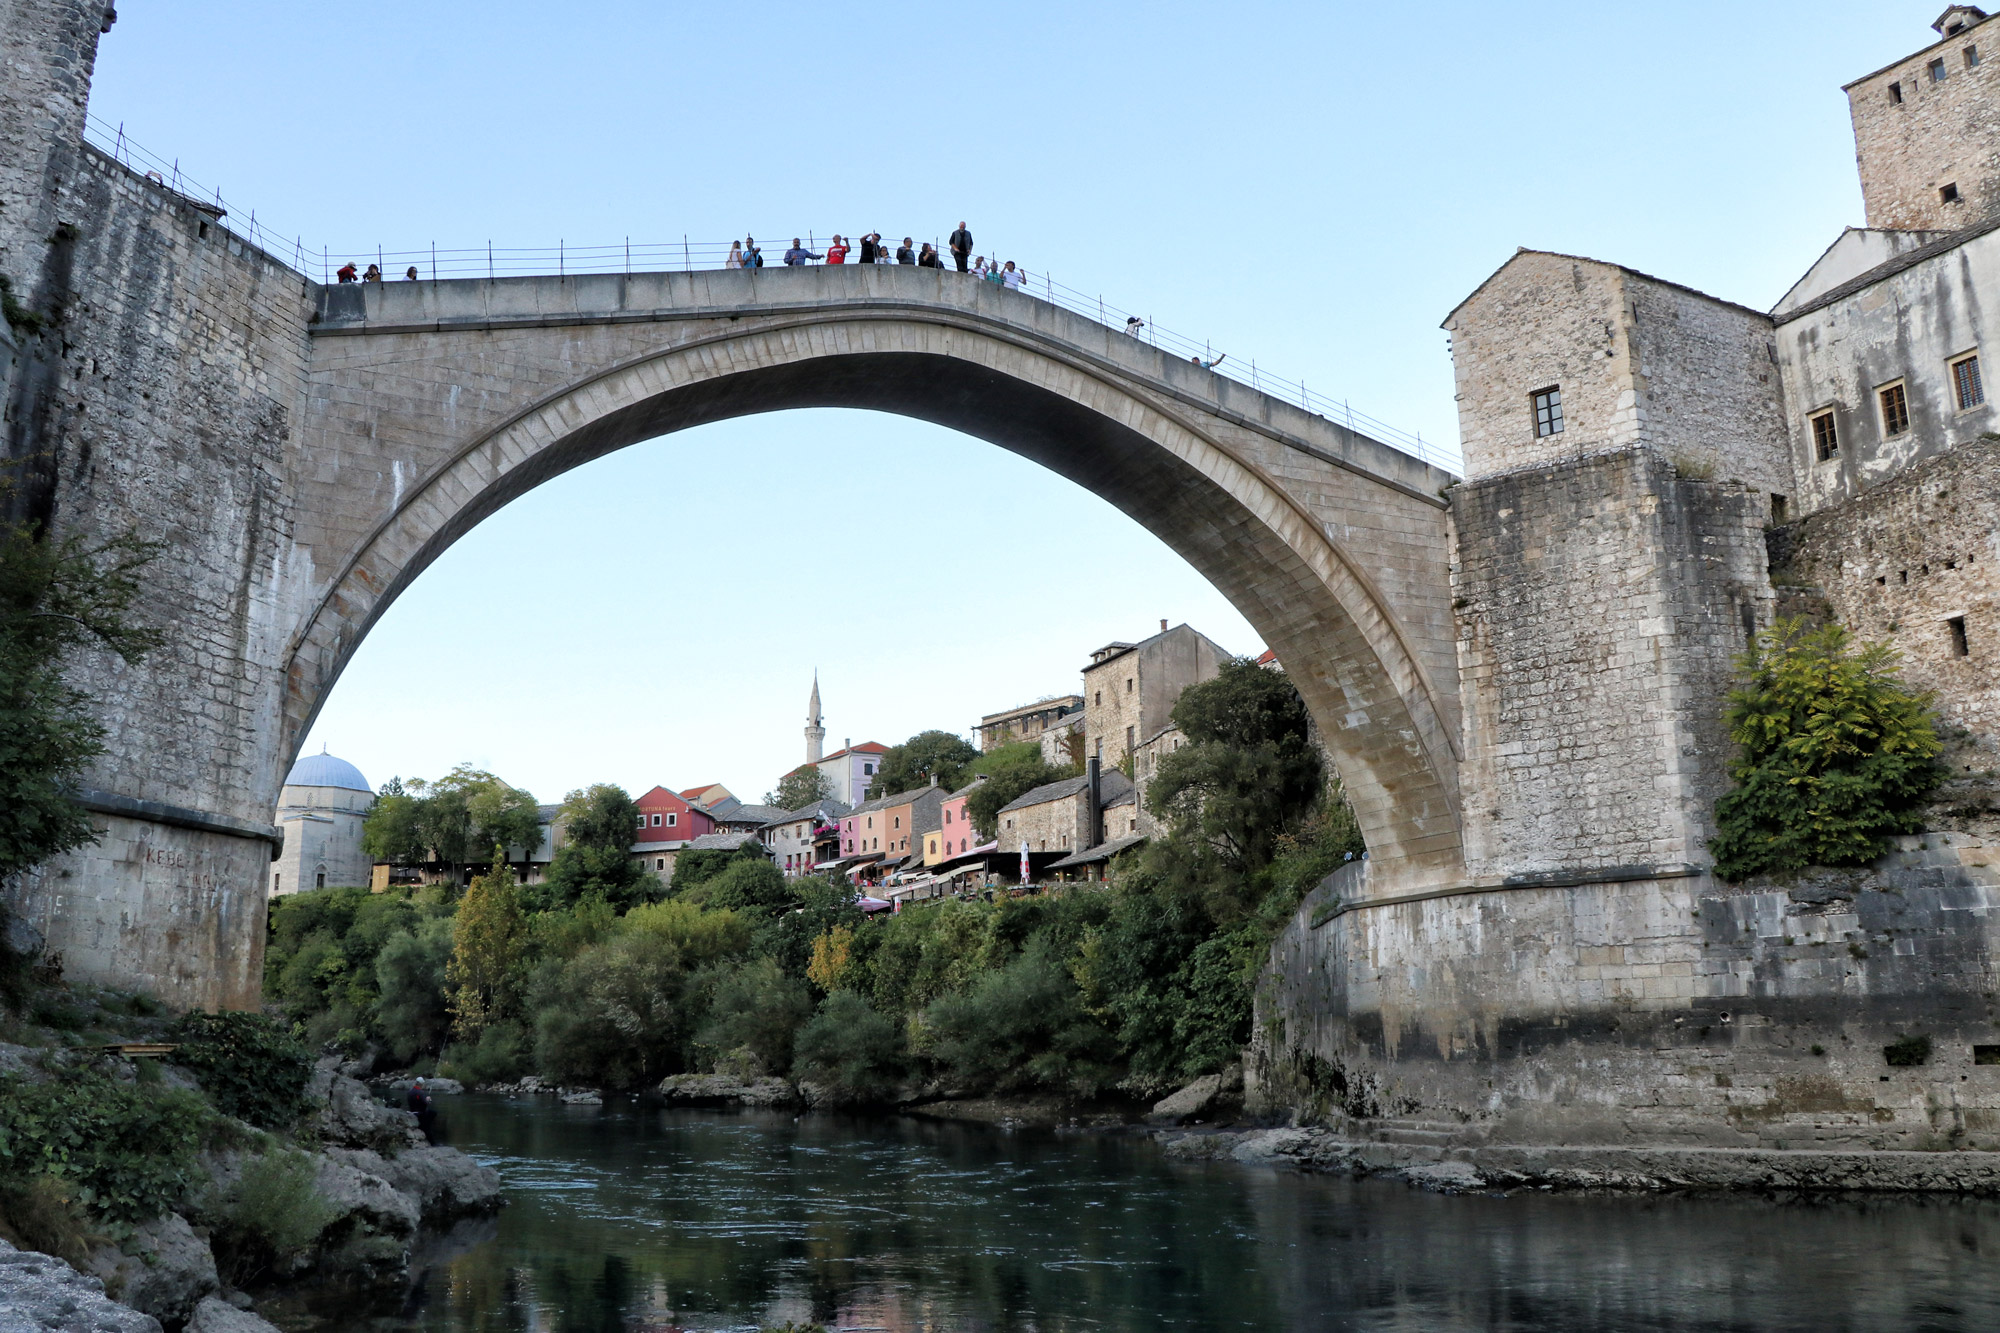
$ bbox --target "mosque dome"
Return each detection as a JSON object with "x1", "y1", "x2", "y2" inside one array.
[{"x1": 284, "y1": 750, "x2": 372, "y2": 793}]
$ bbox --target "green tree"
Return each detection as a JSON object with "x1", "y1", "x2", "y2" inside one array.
[
  {"x1": 866, "y1": 730, "x2": 979, "y2": 798},
  {"x1": 793, "y1": 990, "x2": 906, "y2": 1103},
  {"x1": 374, "y1": 916, "x2": 454, "y2": 1061},
  {"x1": 766, "y1": 764, "x2": 837, "y2": 810},
  {"x1": 1710, "y1": 619, "x2": 1945, "y2": 880},
  {"x1": 537, "y1": 783, "x2": 650, "y2": 912},
  {"x1": 447, "y1": 852, "x2": 525, "y2": 1037},
  {"x1": 670, "y1": 836, "x2": 770, "y2": 898},
  {"x1": 965, "y1": 742, "x2": 1074, "y2": 841},
  {"x1": 1146, "y1": 659, "x2": 1323, "y2": 920},
  {"x1": 360, "y1": 766, "x2": 537, "y2": 884},
  {"x1": 0, "y1": 520, "x2": 159, "y2": 881},
  {"x1": 693, "y1": 956, "x2": 813, "y2": 1075}
]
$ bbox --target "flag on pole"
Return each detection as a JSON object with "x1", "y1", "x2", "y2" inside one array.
[{"x1": 1020, "y1": 840, "x2": 1030, "y2": 885}]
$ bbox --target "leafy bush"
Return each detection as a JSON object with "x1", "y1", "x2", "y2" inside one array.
[
  {"x1": 531, "y1": 932, "x2": 692, "y2": 1088},
  {"x1": 374, "y1": 917, "x2": 454, "y2": 1061},
  {"x1": 1710, "y1": 621, "x2": 1945, "y2": 880},
  {"x1": 0, "y1": 1173, "x2": 95, "y2": 1265},
  {"x1": 923, "y1": 945, "x2": 1117, "y2": 1095},
  {"x1": 0, "y1": 1072, "x2": 209, "y2": 1223},
  {"x1": 438, "y1": 1021, "x2": 528, "y2": 1086},
  {"x1": 693, "y1": 958, "x2": 812, "y2": 1076},
  {"x1": 169, "y1": 1011, "x2": 313, "y2": 1128},
  {"x1": 206, "y1": 1148, "x2": 337, "y2": 1282},
  {"x1": 793, "y1": 991, "x2": 905, "y2": 1103},
  {"x1": 623, "y1": 900, "x2": 754, "y2": 965}
]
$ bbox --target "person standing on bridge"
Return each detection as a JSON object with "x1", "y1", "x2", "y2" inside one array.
[
  {"x1": 1001, "y1": 260, "x2": 1025, "y2": 290},
  {"x1": 917, "y1": 243, "x2": 941, "y2": 268},
  {"x1": 857, "y1": 232, "x2": 880, "y2": 265},
  {"x1": 897, "y1": 237, "x2": 916, "y2": 264},
  {"x1": 972, "y1": 255, "x2": 990, "y2": 281},
  {"x1": 784, "y1": 239, "x2": 821, "y2": 265},
  {"x1": 826, "y1": 235, "x2": 849, "y2": 264},
  {"x1": 744, "y1": 237, "x2": 764, "y2": 268},
  {"x1": 404, "y1": 266, "x2": 419, "y2": 280},
  {"x1": 949, "y1": 222, "x2": 972, "y2": 272},
  {"x1": 335, "y1": 261, "x2": 358, "y2": 283},
  {"x1": 725, "y1": 240, "x2": 744, "y2": 269}
]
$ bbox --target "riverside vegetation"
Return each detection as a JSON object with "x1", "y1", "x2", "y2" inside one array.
[{"x1": 265, "y1": 660, "x2": 1364, "y2": 1107}]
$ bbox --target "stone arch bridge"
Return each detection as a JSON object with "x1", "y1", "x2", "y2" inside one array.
[{"x1": 23, "y1": 259, "x2": 1468, "y2": 1007}]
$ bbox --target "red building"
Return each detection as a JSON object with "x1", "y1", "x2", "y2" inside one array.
[{"x1": 633, "y1": 786, "x2": 715, "y2": 841}]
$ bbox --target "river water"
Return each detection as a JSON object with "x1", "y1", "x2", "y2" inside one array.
[{"x1": 284, "y1": 1094, "x2": 2000, "y2": 1332}]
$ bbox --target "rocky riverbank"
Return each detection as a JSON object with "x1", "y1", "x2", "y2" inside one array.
[{"x1": 0, "y1": 1037, "x2": 501, "y2": 1332}]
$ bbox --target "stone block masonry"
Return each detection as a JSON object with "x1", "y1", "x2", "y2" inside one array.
[
  {"x1": 1772, "y1": 432, "x2": 2000, "y2": 760},
  {"x1": 1847, "y1": 9, "x2": 2000, "y2": 232},
  {"x1": 1450, "y1": 447, "x2": 1773, "y2": 879}
]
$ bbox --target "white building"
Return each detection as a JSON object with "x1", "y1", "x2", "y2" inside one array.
[{"x1": 272, "y1": 750, "x2": 375, "y2": 895}]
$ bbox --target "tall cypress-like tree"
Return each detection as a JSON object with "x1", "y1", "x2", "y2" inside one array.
[{"x1": 447, "y1": 850, "x2": 524, "y2": 1037}]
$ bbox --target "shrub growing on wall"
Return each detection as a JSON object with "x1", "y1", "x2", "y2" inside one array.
[{"x1": 1710, "y1": 620, "x2": 1944, "y2": 881}]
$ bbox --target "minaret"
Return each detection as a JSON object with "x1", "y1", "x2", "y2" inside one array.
[{"x1": 805, "y1": 672, "x2": 825, "y2": 764}]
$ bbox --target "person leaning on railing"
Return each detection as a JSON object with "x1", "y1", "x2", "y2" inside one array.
[{"x1": 784, "y1": 238, "x2": 822, "y2": 265}]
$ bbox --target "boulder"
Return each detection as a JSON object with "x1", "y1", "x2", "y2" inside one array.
[
  {"x1": 560, "y1": 1089, "x2": 602, "y2": 1105},
  {"x1": 324, "y1": 1147, "x2": 502, "y2": 1224},
  {"x1": 385, "y1": 1076, "x2": 463, "y2": 1095},
  {"x1": 185, "y1": 1297, "x2": 282, "y2": 1333},
  {"x1": 0, "y1": 1238, "x2": 162, "y2": 1333},
  {"x1": 86, "y1": 1213, "x2": 218, "y2": 1327},
  {"x1": 1148, "y1": 1074, "x2": 1224, "y2": 1124},
  {"x1": 308, "y1": 1059, "x2": 424, "y2": 1151},
  {"x1": 312, "y1": 1154, "x2": 421, "y2": 1241},
  {"x1": 658, "y1": 1074, "x2": 800, "y2": 1108}
]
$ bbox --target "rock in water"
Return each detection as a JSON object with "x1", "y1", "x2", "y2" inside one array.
[
  {"x1": 86, "y1": 1213, "x2": 218, "y2": 1326},
  {"x1": 657, "y1": 1073, "x2": 801, "y2": 1108},
  {"x1": 1148, "y1": 1074, "x2": 1224, "y2": 1124},
  {"x1": 186, "y1": 1296, "x2": 283, "y2": 1333},
  {"x1": 324, "y1": 1147, "x2": 503, "y2": 1223},
  {"x1": 386, "y1": 1076, "x2": 463, "y2": 1095},
  {"x1": 308, "y1": 1059, "x2": 424, "y2": 1151},
  {"x1": 560, "y1": 1089, "x2": 602, "y2": 1105},
  {"x1": 0, "y1": 1238, "x2": 162, "y2": 1333}
]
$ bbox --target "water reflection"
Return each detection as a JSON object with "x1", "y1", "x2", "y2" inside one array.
[{"x1": 280, "y1": 1095, "x2": 2000, "y2": 1333}]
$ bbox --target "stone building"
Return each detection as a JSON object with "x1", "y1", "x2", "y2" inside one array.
[
  {"x1": 1080, "y1": 622, "x2": 1226, "y2": 768},
  {"x1": 995, "y1": 767, "x2": 1133, "y2": 861},
  {"x1": 761, "y1": 798, "x2": 848, "y2": 876},
  {"x1": 271, "y1": 751, "x2": 373, "y2": 896},
  {"x1": 1847, "y1": 7, "x2": 2000, "y2": 232},
  {"x1": 974, "y1": 695, "x2": 1083, "y2": 751}
]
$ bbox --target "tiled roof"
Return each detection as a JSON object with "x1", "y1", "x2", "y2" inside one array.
[
  {"x1": 687, "y1": 831, "x2": 765, "y2": 852},
  {"x1": 1047, "y1": 833, "x2": 1149, "y2": 869},
  {"x1": 719, "y1": 803, "x2": 787, "y2": 826},
  {"x1": 1776, "y1": 213, "x2": 2000, "y2": 322},
  {"x1": 997, "y1": 767, "x2": 1132, "y2": 815}
]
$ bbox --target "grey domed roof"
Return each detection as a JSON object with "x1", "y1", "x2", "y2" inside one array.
[{"x1": 284, "y1": 750, "x2": 371, "y2": 792}]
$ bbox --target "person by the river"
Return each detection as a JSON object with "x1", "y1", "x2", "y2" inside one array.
[{"x1": 406, "y1": 1078, "x2": 438, "y2": 1142}]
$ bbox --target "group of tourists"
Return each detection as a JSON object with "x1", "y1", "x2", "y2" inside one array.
[
  {"x1": 334, "y1": 261, "x2": 419, "y2": 283},
  {"x1": 724, "y1": 221, "x2": 1026, "y2": 289}
]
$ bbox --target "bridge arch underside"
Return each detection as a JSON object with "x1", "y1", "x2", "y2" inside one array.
[{"x1": 295, "y1": 325, "x2": 1463, "y2": 888}]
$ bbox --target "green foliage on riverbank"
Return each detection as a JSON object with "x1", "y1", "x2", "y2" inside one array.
[
  {"x1": 266, "y1": 662, "x2": 1361, "y2": 1101},
  {"x1": 1711, "y1": 620, "x2": 1945, "y2": 880}
]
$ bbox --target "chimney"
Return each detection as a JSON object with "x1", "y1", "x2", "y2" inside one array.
[
  {"x1": 1160, "y1": 618, "x2": 1168, "y2": 632},
  {"x1": 1085, "y1": 756, "x2": 1102, "y2": 849}
]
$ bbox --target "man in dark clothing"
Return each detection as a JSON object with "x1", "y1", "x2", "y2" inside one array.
[
  {"x1": 949, "y1": 223, "x2": 972, "y2": 273},
  {"x1": 405, "y1": 1079, "x2": 437, "y2": 1143},
  {"x1": 896, "y1": 237, "x2": 916, "y2": 264},
  {"x1": 857, "y1": 232, "x2": 880, "y2": 265}
]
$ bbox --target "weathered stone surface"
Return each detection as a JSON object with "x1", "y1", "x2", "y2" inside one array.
[
  {"x1": 384, "y1": 1076, "x2": 462, "y2": 1095},
  {"x1": 311, "y1": 1154, "x2": 420, "y2": 1240},
  {"x1": 0, "y1": 1237, "x2": 162, "y2": 1333},
  {"x1": 184, "y1": 1297, "x2": 281, "y2": 1333},
  {"x1": 309, "y1": 1062, "x2": 423, "y2": 1151},
  {"x1": 658, "y1": 1074, "x2": 800, "y2": 1108},
  {"x1": 1148, "y1": 1075, "x2": 1224, "y2": 1124},
  {"x1": 85, "y1": 1213, "x2": 217, "y2": 1327},
  {"x1": 323, "y1": 1147, "x2": 501, "y2": 1223}
]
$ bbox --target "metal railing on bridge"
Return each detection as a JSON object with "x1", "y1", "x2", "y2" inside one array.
[{"x1": 84, "y1": 113, "x2": 1462, "y2": 475}]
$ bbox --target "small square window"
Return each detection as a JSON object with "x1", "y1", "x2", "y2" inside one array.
[
  {"x1": 1976, "y1": 1044, "x2": 2000, "y2": 1065},
  {"x1": 1942, "y1": 182, "x2": 1963, "y2": 203},
  {"x1": 1950, "y1": 615, "x2": 1971, "y2": 657},
  {"x1": 1810, "y1": 409, "x2": 1839, "y2": 461},
  {"x1": 1880, "y1": 382, "x2": 1911, "y2": 436},
  {"x1": 1889, "y1": 80, "x2": 1905, "y2": 104},
  {"x1": 1931, "y1": 56, "x2": 1949, "y2": 82},
  {"x1": 651, "y1": 813, "x2": 662, "y2": 826},
  {"x1": 1953, "y1": 352, "x2": 1985, "y2": 408},
  {"x1": 666, "y1": 812, "x2": 676, "y2": 826},
  {"x1": 1968, "y1": 45, "x2": 1981, "y2": 67},
  {"x1": 1531, "y1": 386, "x2": 1564, "y2": 437}
]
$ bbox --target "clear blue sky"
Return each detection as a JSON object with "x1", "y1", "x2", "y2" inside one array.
[{"x1": 89, "y1": 1, "x2": 1934, "y2": 807}]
